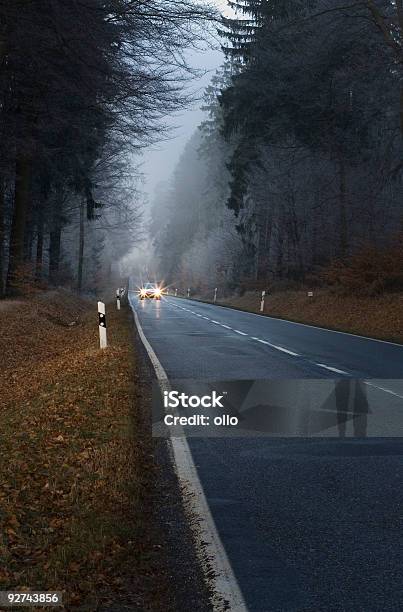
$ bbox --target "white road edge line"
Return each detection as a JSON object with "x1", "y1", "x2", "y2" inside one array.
[
  {"x1": 234, "y1": 330, "x2": 248, "y2": 336},
  {"x1": 130, "y1": 300, "x2": 248, "y2": 612},
  {"x1": 316, "y1": 364, "x2": 348, "y2": 375}
]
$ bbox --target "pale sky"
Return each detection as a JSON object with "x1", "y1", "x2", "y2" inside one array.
[{"x1": 140, "y1": 0, "x2": 233, "y2": 203}]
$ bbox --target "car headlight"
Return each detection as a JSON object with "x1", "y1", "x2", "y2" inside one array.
[
  {"x1": 155, "y1": 288, "x2": 161, "y2": 296},
  {"x1": 140, "y1": 289, "x2": 146, "y2": 296}
]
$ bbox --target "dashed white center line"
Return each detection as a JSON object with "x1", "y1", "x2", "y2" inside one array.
[
  {"x1": 316, "y1": 364, "x2": 348, "y2": 375},
  {"x1": 271, "y1": 345, "x2": 300, "y2": 357},
  {"x1": 252, "y1": 337, "x2": 300, "y2": 356},
  {"x1": 166, "y1": 299, "x2": 353, "y2": 377}
]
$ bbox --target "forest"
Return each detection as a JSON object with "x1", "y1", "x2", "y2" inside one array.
[
  {"x1": 0, "y1": 0, "x2": 215, "y2": 297},
  {"x1": 152, "y1": 0, "x2": 403, "y2": 297}
]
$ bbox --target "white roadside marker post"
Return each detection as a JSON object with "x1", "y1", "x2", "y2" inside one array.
[
  {"x1": 175, "y1": 288, "x2": 178, "y2": 297},
  {"x1": 187, "y1": 288, "x2": 190, "y2": 298},
  {"x1": 98, "y1": 301, "x2": 107, "y2": 349},
  {"x1": 116, "y1": 289, "x2": 121, "y2": 310},
  {"x1": 260, "y1": 290, "x2": 266, "y2": 313},
  {"x1": 308, "y1": 291, "x2": 314, "y2": 298},
  {"x1": 214, "y1": 287, "x2": 218, "y2": 303}
]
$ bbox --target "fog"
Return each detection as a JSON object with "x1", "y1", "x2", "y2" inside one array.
[
  {"x1": 141, "y1": 0, "x2": 232, "y2": 203},
  {"x1": 122, "y1": 0, "x2": 233, "y2": 279},
  {"x1": 141, "y1": 51, "x2": 222, "y2": 202}
]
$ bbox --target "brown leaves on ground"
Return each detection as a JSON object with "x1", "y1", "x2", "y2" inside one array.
[
  {"x1": 0, "y1": 289, "x2": 90, "y2": 376},
  {"x1": 320, "y1": 238, "x2": 403, "y2": 296},
  {"x1": 0, "y1": 290, "x2": 171, "y2": 610}
]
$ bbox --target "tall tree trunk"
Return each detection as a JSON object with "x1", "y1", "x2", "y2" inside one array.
[
  {"x1": 400, "y1": 82, "x2": 403, "y2": 141},
  {"x1": 311, "y1": 192, "x2": 319, "y2": 267},
  {"x1": 257, "y1": 206, "x2": 271, "y2": 281},
  {"x1": 338, "y1": 156, "x2": 348, "y2": 258},
  {"x1": 49, "y1": 214, "x2": 62, "y2": 285},
  {"x1": 24, "y1": 220, "x2": 34, "y2": 262},
  {"x1": 0, "y1": 29, "x2": 7, "y2": 68},
  {"x1": 276, "y1": 234, "x2": 284, "y2": 278},
  {"x1": 77, "y1": 199, "x2": 85, "y2": 292},
  {"x1": 255, "y1": 224, "x2": 260, "y2": 281},
  {"x1": 0, "y1": 175, "x2": 4, "y2": 297},
  {"x1": 35, "y1": 211, "x2": 43, "y2": 281},
  {"x1": 6, "y1": 154, "x2": 31, "y2": 293},
  {"x1": 263, "y1": 206, "x2": 272, "y2": 283}
]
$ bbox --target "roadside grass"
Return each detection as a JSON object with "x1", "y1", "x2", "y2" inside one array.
[{"x1": 0, "y1": 291, "x2": 173, "y2": 610}]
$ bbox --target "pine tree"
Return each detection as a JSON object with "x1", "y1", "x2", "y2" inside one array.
[{"x1": 219, "y1": 0, "x2": 400, "y2": 275}]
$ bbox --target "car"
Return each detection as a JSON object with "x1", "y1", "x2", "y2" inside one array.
[{"x1": 139, "y1": 282, "x2": 162, "y2": 300}]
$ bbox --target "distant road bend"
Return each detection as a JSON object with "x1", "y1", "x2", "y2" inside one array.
[{"x1": 129, "y1": 293, "x2": 403, "y2": 612}]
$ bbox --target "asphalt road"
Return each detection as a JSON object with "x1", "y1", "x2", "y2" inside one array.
[{"x1": 130, "y1": 294, "x2": 403, "y2": 612}]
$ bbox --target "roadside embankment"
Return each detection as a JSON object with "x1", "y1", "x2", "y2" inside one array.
[
  {"x1": 209, "y1": 289, "x2": 403, "y2": 343},
  {"x1": 0, "y1": 289, "x2": 177, "y2": 610}
]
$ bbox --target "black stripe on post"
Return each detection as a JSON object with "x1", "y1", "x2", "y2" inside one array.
[{"x1": 99, "y1": 313, "x2": 107, "y2": 327}]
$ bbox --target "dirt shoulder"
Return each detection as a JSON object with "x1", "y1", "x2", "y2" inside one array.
[
  {"x1": 0, "y1": 289, "x2": 209, "y2": 611},
  {"x1": 208, "y1": 289, "x2": 403, "y2": 343}
]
